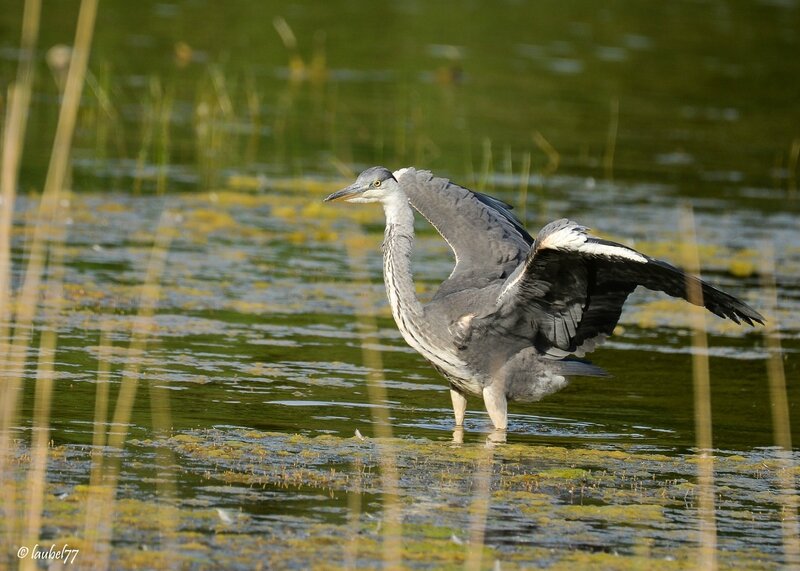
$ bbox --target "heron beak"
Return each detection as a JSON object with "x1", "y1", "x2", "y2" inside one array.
[{"x1": 324, "y1": 183, "x2": 364, "y2": 203}]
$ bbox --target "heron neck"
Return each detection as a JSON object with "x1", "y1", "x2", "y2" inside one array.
[{"x1": 381, "y1": 195, "x2": 424, "y2": 319}]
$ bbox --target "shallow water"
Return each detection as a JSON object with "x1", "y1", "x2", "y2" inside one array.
[
  {"x1": 6, "y1": 183, "x2": 798, "y2": 567},
  {"x1": 13, "y1": 186, "x2": 797, "y2": 451},
  {"x1": 3, "y1": 0, "x2": 800, "y2": 567}
]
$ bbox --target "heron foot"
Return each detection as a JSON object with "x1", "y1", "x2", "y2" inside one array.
[{"x1": 486, "y1": 428, "x2": 507, "y2": 445}]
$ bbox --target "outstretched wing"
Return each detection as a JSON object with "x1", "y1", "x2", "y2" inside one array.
[
  {"x1": 395, "y1": 168, "x2": 532, "y2": 297},
  {"x1": 467, "y1": 219, "x2": 764, "y2": 358}
]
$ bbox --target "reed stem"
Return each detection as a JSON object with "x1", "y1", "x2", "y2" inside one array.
[
  {"x1": 345, "y1": 235, "x2": 402, "y2": 569},
  {"x1": 679, "y1": 204, "x2": 717, "y2": 571}
]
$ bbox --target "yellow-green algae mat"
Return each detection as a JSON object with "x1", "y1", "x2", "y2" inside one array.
[{"x1": 33, "y1": 429, "x2": 796, "y2": 569}]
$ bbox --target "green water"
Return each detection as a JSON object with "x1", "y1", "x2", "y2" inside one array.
[{"x1": 2, "y1": 0, "x2": 800, "y2": 567}]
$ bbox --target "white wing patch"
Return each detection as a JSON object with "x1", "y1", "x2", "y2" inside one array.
[
  {"x1": 499, "y1": 220, "x2": 647, "y2": 304},
  {"x1": 540, "y1": 223, "x2": 647, "y2": 263},
  {"x1": 538, "y1": 224, "x2": 586, "y2": 251},
  {"x1": 578, "y1": 240, "x2": 647, "y2": 262}
]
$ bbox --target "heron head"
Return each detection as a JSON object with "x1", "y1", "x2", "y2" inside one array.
[{"x1": 324, "y1": 166, "x2": 399, "y2": 204}]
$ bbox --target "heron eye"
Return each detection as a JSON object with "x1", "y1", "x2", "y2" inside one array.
[{"x1": 374, "y1": 179, "x2": 381, "y2": 187}]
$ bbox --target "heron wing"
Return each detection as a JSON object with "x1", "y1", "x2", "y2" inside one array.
[
  {"x1": 472, "y1": 219, "x2": 764, "y2": 357},
  {"x1": 395, "y1": 168, "x2": 533, "y2": 297}
]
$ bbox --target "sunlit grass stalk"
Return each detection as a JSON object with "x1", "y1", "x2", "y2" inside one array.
[
  {"x1": 87, "y1": 209, "x2": 176, "y2": 569},
  {"x1": 393, "y1": 91, "x2": 408, "y2": 165},
  {"x1": 195, "y1": 65, "x2": 235, "y2": 189},
  {"x1": 82, "y1": 319, "x2": 112, "y2": 563},
  {"x1": 462, "y1": 133, "x2": 475, "y2": 184},
  {"x1": 273, "y1": 16, "x2": 305, "y2": 83},
  {"x1": 465, "y1": 445, "x2": 494, "y2": 571},
  {"x1": 0, "y1": 0, "x2": 41, "y2": 360},
  {"x1": 209, "y1": 64, "x2": 234, "y2": 118},
  {"x1": 244, "y1": 73, "x2": 262, "y2": 165},
  {"x1": 325, "y1": 84, "x2": 343, "y2": 165},
  {"x1": 85, "y1": 63, "x2": 126, "y2": 164},
  {"x1": 788, "y1": 138, "x2": 799, "y2": 197},
  {"x1": 603, "y1": 96, "x2": 619, "y2": 181},
  {"x1": 477, "y1": 138, "x2": 493, "y2": 192},
  {"x1": 21, "y1": 208, "x2": 67, "y2": 571},
  {"x1": 105, "y1": 211, "x2": 174, "y2": 452},
  {"x1": 90, "y1": 320, "x2": 112, "y2": 477},
  {"x1": 1, "y1": 0, "x2": 95, "y2": 551},
  {"x1": 133, "y1": 76, "x2": 175, "y2": 194},
  {"x1": 758, "y1": 243, "x2": 799, "y2": 566},
  {"x1": 344, "y1": 455, "x2": 363, "y2": 569},
  {"x1": 133, "y1": 77, "x2": 159, "y2": 194},
  {"x1": 531, "y1": 131, "x2": 558, "y2": 223},
  {"x1": 517, "y1": 151, "x2": 531, "y2": 223},
  {"x1": 149, "y1": 364, "x2": 179, "y2": 550},
  {"x1": 156, "y1": 84, "x2": 174, "y2": 194},
  {"x1": 310, "y1": 30, "x2": 328, "y2": 85},
  {"x1": 194, "y1": 85, "x2": 212, "y2": 188},
  {"x1": 410, "y1": 99, "x2": 425, "y2": 168},
  {"x1": 679, "y1": 204, "x2": 717, "y2": 571},
  {"x1": 503, "y1": 145, "x2": 513, "y2": 184},
  {"x1": 345, "y1": 235, "x2": 402, "y2": 569},
  {"x1": 532, "y1": 130, "x2": 560, "y2": 178},
  {"x1": 0, "y1": 3, "x2": 42, "y2": 539}
]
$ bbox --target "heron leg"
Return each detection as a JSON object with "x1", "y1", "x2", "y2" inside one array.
[
  {"x1": 482, "y1": 381, "x2": 508, "y2": 431},
  {"x1": 450, "y1": 386, "x2": 467, "y2": 427}
]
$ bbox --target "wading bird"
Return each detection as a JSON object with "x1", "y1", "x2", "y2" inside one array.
[{"x1": 325, "y1": 167, "x2": 763, "y2": 441}]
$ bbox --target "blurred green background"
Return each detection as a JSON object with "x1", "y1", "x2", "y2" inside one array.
[{"x1": 3, "y1": 0, "x2": 799, "y2": 197}]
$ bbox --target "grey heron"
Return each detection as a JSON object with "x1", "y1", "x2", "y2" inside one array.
[{"x1": 325, "y1": 166, "x2": 763, "y2": 440}]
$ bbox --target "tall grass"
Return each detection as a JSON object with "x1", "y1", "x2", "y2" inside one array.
[
  {"x1": 83, "y1": 208, "x2": 176, "y2": 569},
  {"x1": 133, "y1": 77, "x2": 174, "y2": 194},
  {"x1": 0, "y1": 0, "x2": 41, "y2": 547},
  {"x1": 516, "y1": 150, "x2": 531, "y2": 222},
  {"x1": 0, "y1": 0, "x2": 40, "y2": 361},
  {"x1": 465, "y1": 445, "x2": 494, "y2": 571},
  {"x1": 82, "y1": 320, "x2": 112, "y2": 562},
  {"x1": 759, "y1": 244, "x2": 799, "y2": 566},
  {"x1": 22, "y1": 209, "x2": 67, "y2": 571},
  {"x1": 679, "y1": 204, "x2": 718, "y2": 570},
  {"x1": 345, "y1": 234, "x2": 402, "y2": 569},
  {"x1": 0, "y1": 3, "x2": 181, "y2": 569},
  {"x1": 1, "y1": 0, "x2": 97, "y2": 562},
  {"x1": 603, "y1": 96, "x2": 620, "y2": 181},
  {"x1": 788, "y1": 138, "x2": 800, "y2": 197}
]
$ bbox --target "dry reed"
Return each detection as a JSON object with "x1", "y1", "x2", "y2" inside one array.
[
  {"x1": 465, "y1": 445, "x2": 495, "y2": 571},
  {"x1": 603, "y1": 96, "x2": 619, "y2": 181},
  {"x1": 0, "y1": 0, "x2": 42, "y2": 548},
  {"x1": 345, "y1": 234, "x2": 403, "y2": 569},
  {"x1": 82, "y1": 208, "x2": 177, "y2": 570},
  {"x1": 679, "y1": 204, "x2": 717, "y2": 571},
  {"x1": 1, "y1": 0, "x2": 97, "y2": 561},
  {"x1": 759, "y1": 243, "x2": 799, "y2": 567}
]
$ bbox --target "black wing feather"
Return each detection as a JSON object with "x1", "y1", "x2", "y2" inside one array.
[{"x1": 475, "y1": 219, "x2": 763, "y2": 357}]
